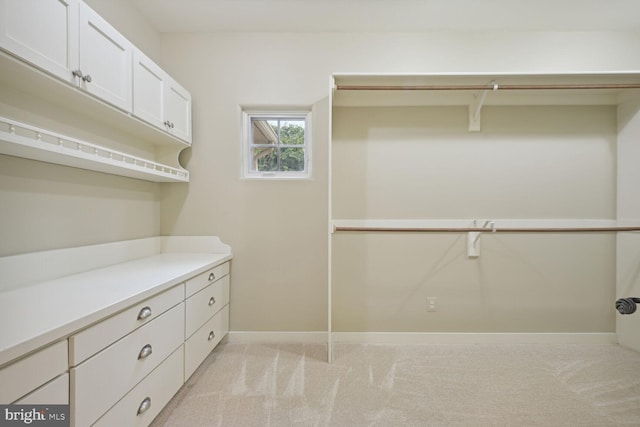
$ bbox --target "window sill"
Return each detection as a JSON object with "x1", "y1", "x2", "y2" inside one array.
[{"x1": 241, "y1": 173, "x2": 312, "y2": 181}]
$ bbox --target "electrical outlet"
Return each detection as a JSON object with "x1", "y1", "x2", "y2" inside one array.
[{"x1": 427, "y1": 297, "x2": 437, "y2": 312}]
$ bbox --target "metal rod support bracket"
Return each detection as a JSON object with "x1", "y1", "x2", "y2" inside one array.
[{"x1": 469, "y1": 81, "x2": 498, "y2": 132}]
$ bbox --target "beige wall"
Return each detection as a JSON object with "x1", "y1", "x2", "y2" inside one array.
[
  {"x1": 2, "y1": 10, "x2": 639, "y2": 333},
  {"x1": 0, "y1": 155, "x2": 160, "y2": 257},
  {"x1": 0, "y1": 0, "x2": 163, "y2": 257},
  {"x1": 333, "y1": 105, "x2": 616, "y2": 220},
  {"x1": 158, "y1": 31, "x2": 640, "y2": 333},
  {"x1": 332, "y1": 105, "x2": 616, "y2": 332}
]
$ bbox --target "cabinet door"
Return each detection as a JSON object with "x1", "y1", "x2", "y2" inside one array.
[
  {"x1": 0, "y1": 0, "x2": 79, "y2": 84},
  {"x1": 165, "y1": 78, "x2": 192, "y2": 144},
  {"x1": 132, "y1": 49, "x2": 166, "y2": 130},
  {"x1": 78, "y1": 2, "x2": 132, "y2": 112}
]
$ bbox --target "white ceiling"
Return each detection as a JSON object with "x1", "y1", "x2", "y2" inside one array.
[{"x1": 130, "y1": 0, "x2": 640, "y2": 33}]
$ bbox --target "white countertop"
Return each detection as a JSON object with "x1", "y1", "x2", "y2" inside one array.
[{"x1": 0, "y1": 252, "x2": 232, "y2": 367}]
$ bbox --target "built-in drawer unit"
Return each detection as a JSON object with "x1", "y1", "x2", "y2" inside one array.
[
  {"x1": 71, "y1": 303, "x2": 185, "y2": 427},
  {"x1": 69, "y1": 284, "x2": 184, "y2": 366},
  {"x1": 16, "y1": 373, "x2": 69, "y2": 405},
  {"x1": 93, "y1": 347, "x2": 184, "y2": 427},
  {"x1": 185, "y1": 275, "x2": 230, "y2": 339},
  {"x1": 0, "y1": 340, "x2": 68, "y2": 403},
  {"x1": 185, "y1": 262, "x2": 230, "y2": 297},
  {"x1": 184, "y1": 305, "x2": 229, "y2": 380},
  {"x1": 0, "y1": 237, "x2": 231, "y2": 427}
]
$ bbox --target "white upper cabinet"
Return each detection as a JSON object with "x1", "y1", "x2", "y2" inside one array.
[
  {"x1": 0, "y1": 0, "x2": 193, "y2": 179},
  {"x1": 165, "y1": 79, "x2": 192, "y2": 143},
  {"x1": 0, "y1": 0, "x2": 193, "y2": 138},
  {"x1": 0, "y1": 0, "x2": 132, "y2": 112},
  {"x1": 134, "y1": 49, "x2": 192, "y2": 144},
  {"x1": 0, "y1": 0, "x2": 79, "y2": 84},
  {"x1": 78, "y1": 2, "x2": 132, "y2": 112},
  {"x1": 133, "y1": 50, "x2": 165, "y2": 129}
]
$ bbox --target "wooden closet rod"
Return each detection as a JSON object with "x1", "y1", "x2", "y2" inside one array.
[
  {"x1": 335, "y1": 83, "x2": 640, "y2": 91},
  {"x1": 334, "y1": 226, "x2": 640, "y2": 233}
]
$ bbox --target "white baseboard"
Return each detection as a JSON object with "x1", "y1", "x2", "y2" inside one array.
[
  {"x1": 333, "y1": 332, "x2": 618, "y2": 345},
  {"x1": 227, "y1": 331, "x2": 328, "y2": 343},
  {"x1": 227, "y1": 331, "x2": 617, "y2": 345}
]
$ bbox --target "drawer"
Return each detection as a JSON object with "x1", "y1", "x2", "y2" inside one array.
[
  {"x1": 185, "y1": 262, "x2": 230, "y2": 297},
  {"x1": 93, "y1": 347, "x2": 183, "y2": 427},
  {"x1": 185, "y1": 275, "x2": 230, "y2": 339},
  {"x1": 0, "y1": 340, "x2": 67, "y2": 404},
  {"x1": 16, "y1": 374, "x2": 69, "y2": 405},
  {"x1": 71, "y1": 303, "x2": 184, "y2": 427},
  {"x1": 184, "y1": 305, "x2": 229, "y2": 380},
  {"x1": 69, "y1": 284, "x2": 184, "y2": 366}
]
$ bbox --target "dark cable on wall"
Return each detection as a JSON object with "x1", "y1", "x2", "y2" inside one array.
[{"x1": 616, "y1": 297, "x2": 640, "y2": 315}]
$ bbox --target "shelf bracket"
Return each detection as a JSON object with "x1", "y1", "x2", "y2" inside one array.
[
  {"x1": 468, "y1": 81, "x2": 498, "y2": 132},
  {"x1": 467, "y1": 220, "x2": 495, "y2": 258}
]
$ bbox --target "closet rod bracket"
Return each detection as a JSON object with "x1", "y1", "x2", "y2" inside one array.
[
  {"x1": 468, "y1": 220, "x2": 495, "y2": 258},
  {"x1": 469, "y1": 81, "x2": 498, "y2": 132}
]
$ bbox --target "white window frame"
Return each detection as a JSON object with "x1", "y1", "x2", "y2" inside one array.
[{"x1": 241, "y1": 110, "x2": 312, "y2": 179}]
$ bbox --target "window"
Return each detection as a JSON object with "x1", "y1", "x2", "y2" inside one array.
[{"x1": 242, "y1": 111, "x2": 311, "y2": 179}]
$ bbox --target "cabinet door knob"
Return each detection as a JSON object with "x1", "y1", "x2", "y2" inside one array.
[
  {"x1": 72, "y1": 69, "x2": 84, "y2": 79},
  {"x1": 164, "y1": 120, "x2": 170, "y2": 127},
  {"x1": 137, "y1": 306, "x2": 152, "y2": 320},
  {"x1": 82, "y1": 74, "x2": 92, "y2": 83},
  {"x1": 137, "y1": 397, "x2": 151, "y2": 415},
  {"x1": 208, "y1": 331, "x2": 215, "y2": 341},
  {"x1": 208, "y1": 297, "x2": 216, "y2": 306},
  {"x1": 138, "y1": 344, "x2": 153, "y2": 359},
  {"x1": 208, "y1": 272, "x2": 215, "y2": 282},
  {"x1": 170, "y1": 122, "x2": 175, "y2": 129}
]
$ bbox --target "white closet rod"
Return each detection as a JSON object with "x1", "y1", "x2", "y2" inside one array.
[
  {"x1": 336, "y1": 83, "x2": 640, "y2": 91},
  {"x1": 334, "y1": 226, "x2": 640, "y2": 233}
]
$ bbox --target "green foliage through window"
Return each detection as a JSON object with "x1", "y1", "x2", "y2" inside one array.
[{"x1": 249, "y1": 116, "x2": 308, "y2": 174}]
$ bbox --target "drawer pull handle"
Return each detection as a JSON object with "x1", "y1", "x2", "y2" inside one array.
[
  {"x1": 208, "y1": 272, "x2": 215, "y2": 281},
  {"x1": 137, "y1": 397, "x2": 151, "y2": 416},
  {"x1": 209, "y1": 297, "x2": 216, "y2": 306},
  {"x1": 208, "y1": 331, "x2": 215, "y2": 341},
  {"x1": 137, "y1": 306, "x2": 152, "y2": 320},
  {"x1": 138, "y1": 344, "x2": 153, "y2": 360}
]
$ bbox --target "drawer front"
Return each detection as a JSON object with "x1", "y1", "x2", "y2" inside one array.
[
  {"x1": 185, "y1": 262, "x2": 230, "y2": 297},
  {"x1": 16, "y1": 374, "x2": 69, "y2": 405},
  {"x1": 93, "y1": 347, "x2": 183, "y2": 427},
  {"x1": 0, "y1": 340, "x2": 67, "y2": 403},
  {"x1": 184, "y1": 305, "x2": 229, "y2": 380},
  {"x1": 71, "y1": 303, "x2": 184, "y2": 427},
  {"x1": 185, "y1": 275, "x2": 230, "y2": 339},
  {"x1": 69, "y1": 284, "x2": 184, "y2": 366}
]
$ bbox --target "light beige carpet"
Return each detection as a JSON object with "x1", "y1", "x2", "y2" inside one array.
[{"x1": 151, "y1": 342, "x2": 640, "y2": 426}]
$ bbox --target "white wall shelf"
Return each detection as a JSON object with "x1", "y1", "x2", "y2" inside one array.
[
  {"x1": 332, "y1": 72, "x2": 640, "y2": 108},
  {"x1": 0, "y1": 116, "x2": 189, "y2": 182}
]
